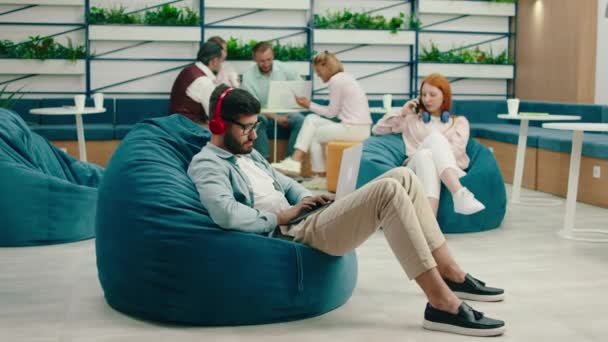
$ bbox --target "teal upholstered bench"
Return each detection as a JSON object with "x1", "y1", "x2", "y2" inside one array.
[{"x1": 454, "y1": 100, "x2": 608, "y2": 159}]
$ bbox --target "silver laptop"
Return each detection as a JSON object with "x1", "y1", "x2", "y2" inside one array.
[
  {"x1": 335, "y1": 143, "x2": 363, "y2": 200},
  {"x1": 288, "y1": 143, "x2": 363, "y2": 224}
]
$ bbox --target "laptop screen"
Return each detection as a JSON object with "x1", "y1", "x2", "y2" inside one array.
[
  {"x1": 267, "y1": 80, "x2": 312, "y2": 110},
  {"x1": 335, "y1": 143, "x2": 363, "y2": 200}
]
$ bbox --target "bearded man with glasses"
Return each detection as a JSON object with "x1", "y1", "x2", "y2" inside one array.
[{"x1": 187, "y1": 84, "x2": 506, "y2": 337}]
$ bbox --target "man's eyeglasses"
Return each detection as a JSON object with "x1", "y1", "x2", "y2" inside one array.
[{"x1": 224, "y1": 118, "x2": 260, "y2": 135}]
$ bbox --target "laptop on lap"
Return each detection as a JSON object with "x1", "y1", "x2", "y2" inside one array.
[{"x1": 287, "y1": 143, "x2": 363, "y2": 224}]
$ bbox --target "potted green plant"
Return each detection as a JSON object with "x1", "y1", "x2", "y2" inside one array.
[
  {"x1": 418, "y1": 0, "x2": 516, "y2": 17},
  {"x1": 418, "y1": 42, "x2": 514, "y2": 79},
  {"x1": 88, "y1": 5, "x2": 201, "y2": 42},
  {"x1": 0, "y1": 36, "x2": 86, "y2": 75},
  {"x1": 313, "y1": 9, "x2": 419, "y2": 45}
]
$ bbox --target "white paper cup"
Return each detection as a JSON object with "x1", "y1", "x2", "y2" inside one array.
[
  {"x1": 382, "y1": 94, "x2": 392, "y2": 110},
  {"x1": 74, "y1": 95, "x2": 85, "y2": 112},
  {"x1": 507, "y1": 98, "x2": 520, "y2": 116},
  {"x1": 93, "y1": 93, "x2": 104, "y2": 110}
]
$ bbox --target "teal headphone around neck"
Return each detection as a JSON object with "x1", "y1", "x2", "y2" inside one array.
[{"x1": 422, "y1": 110, "x2": 451, "y2": 123}]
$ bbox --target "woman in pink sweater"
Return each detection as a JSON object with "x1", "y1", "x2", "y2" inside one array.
[
  {"x1": 372, "y1": 73, "x2": 485, "y2": 216},
  {"x1": 271, "y1": 51, "x2": 372, "y2": 188}
]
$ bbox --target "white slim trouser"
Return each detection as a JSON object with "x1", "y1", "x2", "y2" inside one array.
[
  {"x1": 406, "y1": 132, "x2": 466, "y2": 199},
  {"x1": 294, "y1": 114, "x2": 370, "y2": 173}
]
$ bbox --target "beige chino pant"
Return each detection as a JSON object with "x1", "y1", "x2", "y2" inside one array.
[{"x1": 288, "y1": 167, "x2": 446, "y2": 280}]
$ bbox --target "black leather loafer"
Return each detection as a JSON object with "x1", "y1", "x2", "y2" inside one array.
[
  {"x1": 423, "y1": 302, "x2": 506, "y2": 337},
  {"x1": 444, "y1": 274, "x2": 505, "y2": 302}
]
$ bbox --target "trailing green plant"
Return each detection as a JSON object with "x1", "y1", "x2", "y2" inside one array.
[
  {"x1": 225, "y1": 37, "x2": 310, "y2": 61},
  {"x1": 0, "y1": 84, "x2": 22, "y2": 110},
  {"x1": 0, "y1": 36, "x2": 86, "y2": 61},
  {"x1": 420, "y1": 42, "x2": 513, "y2": 64},
  {"x1": 89, "y1": 4, "x2": 199, "y2": 25},
  {"x1": 314, "y1": 9, "x2": 421, "y2": 32}
]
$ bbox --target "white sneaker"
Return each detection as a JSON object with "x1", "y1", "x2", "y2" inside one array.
[
  {"x1": 271, "y1": 157, "x2": 301, "y2": 176},
  {"x1": 453, "y1": 187, "x2": 486, "y2": 215},
  {"x1": 301, "y1": 176, "x2": 327, "y2": 190}
]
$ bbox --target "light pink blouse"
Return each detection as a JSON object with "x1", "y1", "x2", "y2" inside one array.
[
  {"x1": 372, "y1": 110, "x2": 471, "y2": 170},
  {"x1": 308, "y1": 72, "x2": 372, "y2": 126}
]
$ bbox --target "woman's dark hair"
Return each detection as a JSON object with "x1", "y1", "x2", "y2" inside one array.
[{"x1": 209, "y1": 84, "x2": 261, "y2": 121}]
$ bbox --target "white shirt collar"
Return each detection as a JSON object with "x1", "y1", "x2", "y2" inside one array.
[{"x1": 195, "y1": 62, "x2": 217, "y2": 81}]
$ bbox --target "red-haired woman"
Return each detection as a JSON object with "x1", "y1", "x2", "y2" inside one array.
[{"x1": 372, "y1": 73, "x2": 484, "y2": 216}]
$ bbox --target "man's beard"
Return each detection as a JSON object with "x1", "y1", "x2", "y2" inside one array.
[
  {"x1": 259, "y1": 65, "x2": 272, "y2": 74},
  {"x1": 224, "y1": 133, "x2": 254, "y2": 155}
]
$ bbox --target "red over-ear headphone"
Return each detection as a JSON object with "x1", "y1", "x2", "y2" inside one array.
[{"x1": 209, "y1": 87, "x2": 234, "y2": 135}]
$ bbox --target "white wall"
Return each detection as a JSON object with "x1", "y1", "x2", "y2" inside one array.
[{"x1": 596, "y1": 0, "x2": 608, "y2": 105}]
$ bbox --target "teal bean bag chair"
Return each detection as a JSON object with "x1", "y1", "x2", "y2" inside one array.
[
  {"x1": 95, "y1": 114, "x2": 357, "y2": 326},
  {"x1": 0, "y1": 108, "x2": 103, "y2": 246},
  {"x1": 357, "y1": 134, "x2": 506, "y2": 233}
]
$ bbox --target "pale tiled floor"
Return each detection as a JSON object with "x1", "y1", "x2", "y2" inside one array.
[{"x1": 1, "y1": 185, "x2": 608, "y2": 342}]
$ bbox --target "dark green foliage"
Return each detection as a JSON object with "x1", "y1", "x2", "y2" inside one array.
[
  {"x1": 89, "y1": 6, "x2": 108, "y2": 24},
  {"x1": 0, "y1": 36, "x2": 86, "y2": 61},
  {"x1": 144, "y1": 5, "x2": 199, "y2": 25},
  {"x1": 226, "y1": 37, "x2": 310, "y2": 61},
  {"x1": 313, "y1": 9, "x2": 421, "y2": 32},
  {"x1": 226, "y1": 37, "x2": 255, "y2": 60},
  {"x1": 420, "y1": 42, "x2": 513, "y2": 64},
  {"x1": 89, "y1": 5, "x2": 199, "y2": 25},
  {"x1": 272, "y1": 41, "x2": 310, "y2": 61},
  {"x1": 408, "y1": 13, "x2": 422, "y2": 30},
  {"x1": 89, "y1": 6, "x2": 141, "y2": 24}
]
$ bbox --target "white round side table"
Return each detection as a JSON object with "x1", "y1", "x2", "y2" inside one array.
[
  {"x1": 542, "y1": 122, "x2": 608, "y2": 242},
  {"x1": 497, "y1": 114, "x2": 581, "y2": 204},
  {"x1": 30, "y1": 106, "x2": 106, "y2": 162}
]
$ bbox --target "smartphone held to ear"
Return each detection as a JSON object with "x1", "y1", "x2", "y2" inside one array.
[{"x1": 413, "y1": 96, "x2": 426, "y2": 113}]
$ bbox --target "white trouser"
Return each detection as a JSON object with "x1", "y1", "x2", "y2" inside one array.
[
  {"x1": 294, "y1": 114, "x2": 370, "y2": 173},
  {"x1": 406, "y1": 132, "x2": 465, "y2": 199}
]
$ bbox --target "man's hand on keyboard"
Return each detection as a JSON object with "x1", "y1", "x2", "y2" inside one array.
[
  {"x1": 306, "y1": 194, "x2": 336, "y2": 206},
  {"x1": 277, "y1": 201, "x2": 312, "y2": 225}
]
